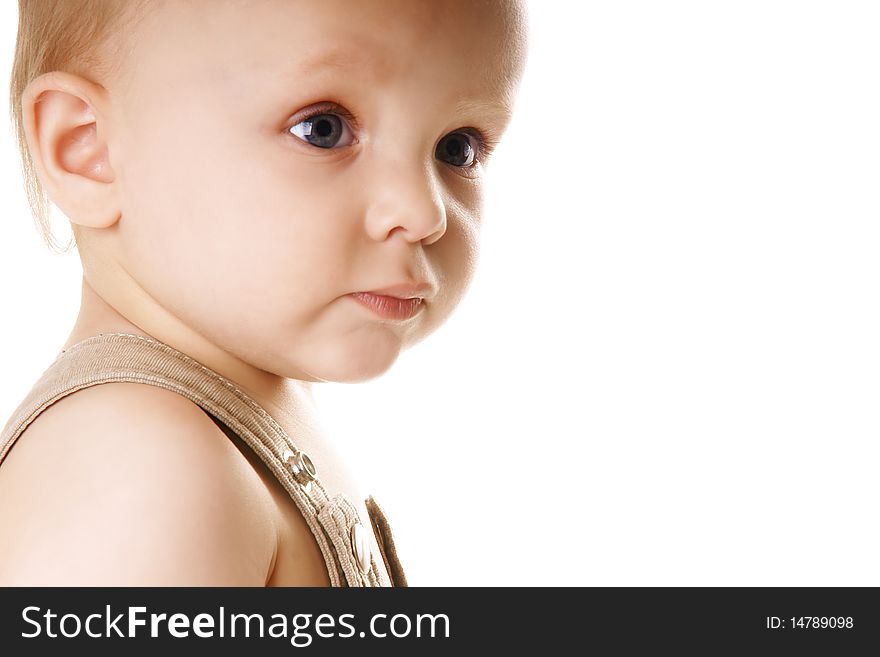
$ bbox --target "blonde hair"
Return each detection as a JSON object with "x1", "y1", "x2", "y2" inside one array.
[{"x1": 8, "y1": 0, "x2": 151, "y2": 253}]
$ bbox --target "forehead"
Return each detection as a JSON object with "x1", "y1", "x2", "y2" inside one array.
[{"x1": 130, "y1": 0, "x2": 525, "y2": 104}]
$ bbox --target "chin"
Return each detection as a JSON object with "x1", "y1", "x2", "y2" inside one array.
[{"x1": 305, "y1": 341, "x2": 401, "y2": 384}]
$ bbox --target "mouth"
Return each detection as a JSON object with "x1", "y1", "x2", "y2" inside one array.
[{"x1": 349, "y1": 292, "x2": 425, "y2": 321}]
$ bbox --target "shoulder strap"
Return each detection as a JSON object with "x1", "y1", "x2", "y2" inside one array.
[
  {"x1": 0, "y1": 332, "x2": 406, "y2": 587},
  {"x1": 366, "y1": 494, "x2": 409, "y2": 587}
]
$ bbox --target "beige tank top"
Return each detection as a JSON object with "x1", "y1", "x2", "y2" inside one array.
[{"x1": 0, "y1": 332, "x2": 407, "y2": 587}]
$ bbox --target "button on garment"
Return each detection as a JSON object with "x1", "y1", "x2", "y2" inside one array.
[
  {"x1": 350, "y1": 522, "x2": 371, "y2": 575},
  {"x1": 0, "y1": 332, "x2": 408, "y2": 587},
  {"x1": 283, "y1": 447, "x2": 318, "y2": 493}
]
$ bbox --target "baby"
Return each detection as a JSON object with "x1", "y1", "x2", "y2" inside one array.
[{"x1": 0, "y1": 0, "x2": 528, "y2": 586}]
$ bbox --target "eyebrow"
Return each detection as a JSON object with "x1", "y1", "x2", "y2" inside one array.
[
  {"x1": 293, "y1": 45, "x2": 392, "y2": 81},
  {"x1": 452, "y1": 98, "x2": 513, "y2": 123}
]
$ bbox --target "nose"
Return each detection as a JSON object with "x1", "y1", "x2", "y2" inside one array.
[{"x1": 363, "y1": 160, "x2": 447, "y2": 246}]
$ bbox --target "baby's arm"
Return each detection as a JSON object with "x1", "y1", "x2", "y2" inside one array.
[{"x1": 0, "y1": 383, "x2": 277, "y2": 586}]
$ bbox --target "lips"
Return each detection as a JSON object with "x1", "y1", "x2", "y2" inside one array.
[
  {"x1": 364, "y1": 282, "x2": 435, "y2": 300},
  {"x1": 350, "y1": 292, "x2": 424, "y2": 320}
]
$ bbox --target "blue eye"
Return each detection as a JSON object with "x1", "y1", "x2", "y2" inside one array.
[{"x1": 288, "y1": 112, "x2": 355, "y2": 149}]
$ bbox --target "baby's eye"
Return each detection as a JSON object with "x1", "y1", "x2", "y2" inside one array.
[
  {"x1": 435, "y1": 132, "x2": 480, "y2": 169},
  {"x1": 288, "y1": 112, "x2": 356, "y2": 149},
  {"x1": 287, "y1": 105, "x2": 489, "y2": 172}
]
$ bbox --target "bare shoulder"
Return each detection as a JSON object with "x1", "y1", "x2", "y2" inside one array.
[{"x1": 0, "y1": 382, "x2": 278, "y2": 585}]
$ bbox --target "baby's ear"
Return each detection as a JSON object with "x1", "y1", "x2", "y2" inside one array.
[{"x1": 20, "y1": 71, "x2": 120, "y2": 229}]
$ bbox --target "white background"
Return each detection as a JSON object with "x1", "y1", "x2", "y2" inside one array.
[{"x1": 2, "y1": 1, "x2": 879, "y2": 585}]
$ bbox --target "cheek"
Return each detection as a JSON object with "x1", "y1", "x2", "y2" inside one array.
[
  {"x1": 118, "y1": 126, "x2": 359, "y2": 321},
  {"x1": 441, "y1": 204, "x2": 481, "y2": 274},
  {"x1": 427, "y1": 215, "x2": 481, "y2": 316}
]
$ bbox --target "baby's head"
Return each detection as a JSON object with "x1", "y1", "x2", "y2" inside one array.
[{"x1": 10, "y1": 0, "x2": 528, "y2": 384}]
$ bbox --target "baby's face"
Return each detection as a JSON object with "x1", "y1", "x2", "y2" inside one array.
[{"x1": 104, "y1": 0, "x2": 525, "y2": 382}]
